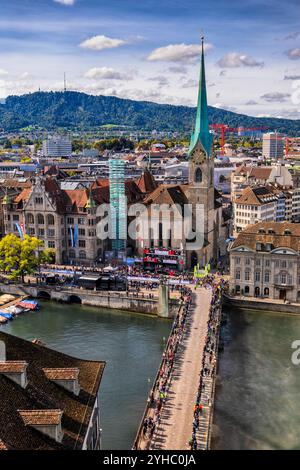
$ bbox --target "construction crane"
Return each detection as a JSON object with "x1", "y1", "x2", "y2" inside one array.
[
  {"x1": 285, "y1": 137, "x2": 300, "y2": 158},
  {"x1": 209, "y1": 124, "x2": 268, "y2": 156}
]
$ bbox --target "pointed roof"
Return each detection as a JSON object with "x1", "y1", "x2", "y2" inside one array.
[
  {"x1": 136, "y1": 169, "x2": 158, "y2": 194},
  {"x1": 189, "y1": 37, "x2": 213, "y2": 157}
]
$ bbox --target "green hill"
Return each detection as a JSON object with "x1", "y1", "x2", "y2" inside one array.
[{"x1": 0, "y1": 91, "x2": 299, "y2": 135}]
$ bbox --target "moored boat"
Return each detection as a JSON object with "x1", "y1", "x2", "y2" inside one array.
[
  {"x1": 0, "y1": 311, "x2": 14, "y2": 320},
  {"x1": 17, "y1": 300, "x2": 40, "y2": 311}
]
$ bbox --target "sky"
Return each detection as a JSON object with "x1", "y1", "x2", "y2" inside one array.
[{"x1": 0, "y1": 0, "x2": 300, "y2": 119}]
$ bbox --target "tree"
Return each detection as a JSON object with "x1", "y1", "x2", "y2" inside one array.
[{"x1": 0, "y1": 234, "x2": 53, "y2": 282}]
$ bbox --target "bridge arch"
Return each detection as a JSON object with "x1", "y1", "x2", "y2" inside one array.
[
  {"x1": 68, "y1": 295, "x2": 82, "y2": 304},
  {"x1": 37, "y1": 290, "x2": 51, "y2": 300}
]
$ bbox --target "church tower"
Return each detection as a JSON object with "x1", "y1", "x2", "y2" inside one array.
[{"x1": 185, "y1": 37, "x2": 216, "y2": 268}]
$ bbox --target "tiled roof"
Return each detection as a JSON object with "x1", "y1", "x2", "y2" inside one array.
[
  {"x1": 19, "y1": 410, "x2": 62, "y2": 426},
  {"x1": 0, "y1": 331, "x2": 105, "y2": 450},
  {"x1": 136, "y1": 170, "x2": 158, "y2": 194},
  {"x1": 235, "y1": 166, "x2": 273, "y2": 180},
  {"x1": 235, "y1": 186, "x2": 277, "y2": 205},
  {"x1": 43, "y1": 368, "x2": 79, "y2": 381},
  {"x1": 14, "y1": 188, "x2": 32, "y2": 203},
  {"x1": 144, "y1": 185, "x2": 188, "y2": 206},
  {"x1": 231, "y1": 221, "x2": 300, "y2": 252},
  {"x1": 0, "y1": 361, "x2": 27, "y2": 373},
  {"x1": 0, "y1": 439, "x2": 9, "y2": 450}
]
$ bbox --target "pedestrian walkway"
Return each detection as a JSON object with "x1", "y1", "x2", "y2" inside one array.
[{"x1": 151, "y1": 287, "x2": 212, "y2": 450}]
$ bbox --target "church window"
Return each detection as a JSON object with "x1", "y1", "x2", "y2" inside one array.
[{"x1": 195, "y1": 168, "x2": 202, "y2": 183}]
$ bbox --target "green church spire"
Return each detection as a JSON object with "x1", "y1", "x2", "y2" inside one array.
[{"x1": 188, "y1": 37, "x2": 213, "y2": 157}]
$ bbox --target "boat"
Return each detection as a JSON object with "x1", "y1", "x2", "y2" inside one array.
[
  {"x1": 17, "y1": 300, "x2": 40, "y2": 311},
  {"x1": 6, "y1": 305, "x2": 24, "y2": 315},
  {"x1": 0, "y1": 312, "x2": 14, "y2": 320},
  {"x1": 0, "y1": 316, "x2": 7, "y2": 324}
]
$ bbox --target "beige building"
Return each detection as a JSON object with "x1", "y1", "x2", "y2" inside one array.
[
  {"x1": 231, "y1": 164, "x2": 293, "y2": 200},
  {"x1": 229, "y1": 221, "x2": 300, "y2": 302},
  {"x1": 234, "y1": 185, "x2": 300, "y2": 235},
  {"x1": 2, "y1": 176, "x2": 142, "y2": 265}
]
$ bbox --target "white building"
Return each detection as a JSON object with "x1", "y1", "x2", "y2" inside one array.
[
  {"x1": 231, "y1": 164, "x2": 293, "y2": 200},
  {"x1": 234, "y1": 185, "x2": 300, "y2": 235},
  {"x1": 229, "y1": 221, "x2": 300, "y2": 302},
  {"x1": 42, "y1": 136, "x2": 72, "y2": 158},
  {"x1": 262, "y1": 132, "x2": 285, "y2": 159}
]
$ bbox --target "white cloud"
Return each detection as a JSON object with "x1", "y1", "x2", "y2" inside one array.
[
  {"x1": 245, "y1": 100, "x2": 258, "y2": 105},
  {"x1": 285, "y1": 48, "x2": 300, "y2": 60},
  {"x1": 284, "y1": 74, "x2": 300, "y2": 80},
  {"x1": 84, "y1": 67, "x2": 130, "y2": 80},
  {"x1": 167, "y1": 65, "x2": 188, "y2": 74},
  {"x1": 147, "y1": 42, "x2": 213, "y2": 63},
  {"x1": 54, "y1": 0, "x2": 75, "y2": 5},
  {"x1": 79, "y1": 35, "x2": 127, "y2": 51},
  {"x1": 217, "y1": 52, "x2": 264, "y2": 68},
  {"x1": 148, "y1": 75, "x2": 169, "y2": 87},
  {"x1": 181, "y1": 78, "x2": 197, "y2": 88},
  {"x1": 261, "y1": 92, "x2": 291, "y2": 103},
  {"x1": 0, "y1": 69, "x2": 8, "y2": 77}
]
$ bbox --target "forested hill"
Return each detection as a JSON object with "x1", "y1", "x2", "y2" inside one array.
[{"x1": 0, "y1": 91, "x2": 299, "y2": 135}]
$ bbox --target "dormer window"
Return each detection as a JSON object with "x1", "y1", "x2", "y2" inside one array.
[
  {"x1": 43, "y1": 368, "x2": 80, "y2": 396},
  {"x1": 18, "y1": 409, "x2": 63, "y2": 443},
  {"x1": 0, "y1": 361, "x2": 28, "y2": 389},
  {"x1": 284, "y1": 229, "x2": 291, "y2": 235}
]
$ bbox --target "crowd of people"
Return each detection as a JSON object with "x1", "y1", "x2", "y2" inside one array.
[
  {"x1": 133, "y1": 287, "x2": 192, "y2": 450},
  {"x1": 189, "y1": 277, "x2": 225, "y2": 451}
]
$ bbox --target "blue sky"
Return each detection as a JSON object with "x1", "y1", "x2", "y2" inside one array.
[{"x1": 0, "y1": 0, "x2": 300, "y2": 118}]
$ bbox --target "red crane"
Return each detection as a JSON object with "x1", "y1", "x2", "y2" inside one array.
[{"x1": 209, "y1": 124, "x2": 269, "y2": 156}]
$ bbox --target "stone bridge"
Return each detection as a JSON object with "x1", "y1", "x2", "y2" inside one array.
[{"x1": 0, "y1": 283, "x2": 180, "y2": 318}]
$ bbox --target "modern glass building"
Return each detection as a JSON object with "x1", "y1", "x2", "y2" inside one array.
[{"x1": 109, "y1": 155, "x2": 127, "y2": 253}]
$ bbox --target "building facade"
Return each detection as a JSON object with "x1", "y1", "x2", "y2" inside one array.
[
  {"x1": 233, "y1": 185, "x2": 300, "y2": 234},
  {"x1": 42, "y1": 136, "x2": 72, "y2": 158},
  {"x1": 229, "y1": 221, "x2": 300, "y2": 302},
  {"x1": 262, "y1": 132, "x2": 285, "y2": 159}
]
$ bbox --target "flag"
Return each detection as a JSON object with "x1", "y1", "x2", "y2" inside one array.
[
  {"x1": 69, "y1": 225, "x2": 74, "y2": 247},
  {"x1": 14, "y1": 222, "x2": 24, "y2": 240},
  {"x1": 73, "y1": 224, "x2": 78, "y2": 247}
]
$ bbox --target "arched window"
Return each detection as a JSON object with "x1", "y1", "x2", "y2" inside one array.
[
  {"x1": 195, "y1": 168, "x2": 202, "y2": 183},
  {"x1": 26, "y1": 213, "x2": 34, "y2": 224},
  {"x1": 245, "y1": 286, "x2": 250, "y2": 294},
  {"x1": 37, "y1": 213, "x2": 44, "y2": 225},
  {"x1": 69, "y1": 250, "x2": 75, "y2": 259},
  {"x1": 79, "y1": 250, "x2": 86, "y2": 260},
  {"x1": 47, "y1": 214, "x2": 55, "y2": 226},
  {"x1": 264, "y1": 287, "x2": 269, "y2": 297},
  {"x1": 235, "y1": 270, "x2": 241, "y2": 280}
]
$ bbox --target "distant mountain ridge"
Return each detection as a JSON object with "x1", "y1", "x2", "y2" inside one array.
[{"x1": 0, "y1": 91, "x2": 299, "y2": 135}]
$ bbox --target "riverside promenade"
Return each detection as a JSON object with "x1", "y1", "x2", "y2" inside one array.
[{"x1": 133, "y1": 286, "x2": 215, "y2": 450}]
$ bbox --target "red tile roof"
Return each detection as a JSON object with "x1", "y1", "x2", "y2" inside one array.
[
  {"x1": 43, "y1": 368, "x2": 79, "y2": 381},
  {"x1": 19, "y1": 410, "x2": 62, "y2": 426},
  {"x1": 0, "y1": 361, "x2": 27, "y2": 373}
]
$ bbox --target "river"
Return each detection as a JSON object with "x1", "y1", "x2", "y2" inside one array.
[
  {"x1": 2, "y1": 301, "x2": 171, "y2": 450},
  {"x1": 212, "y1": 307, "x2": 300, "y2": 450}
]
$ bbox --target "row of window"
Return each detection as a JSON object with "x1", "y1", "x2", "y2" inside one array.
[
  {"x1": 235, "y1": 270, "x2": 294, "y2": 284},
  {"x1": 235, "y1": 257, "x2": 294, "y2": 268}
]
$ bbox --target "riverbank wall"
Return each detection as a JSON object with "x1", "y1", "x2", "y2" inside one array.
[
  {"x1": 224, "y1": 294, "x2": 300, "y2": 315},
  {"x1": 0, "y1": 283, "x2": 180, "y2": 318}
]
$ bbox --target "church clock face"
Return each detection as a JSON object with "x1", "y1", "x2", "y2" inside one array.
[{"x1": 190, "y1": 148, "x2": 206, "y2": 165}]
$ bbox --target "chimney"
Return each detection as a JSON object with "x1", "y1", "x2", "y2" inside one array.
[
  {"x1": 18, "y1": 409, "x2": 63, "y2": 443},
  {"x1": 0, "y1": 361, "x2": 28, "y2": 389},
  {"x1": 43, "y1": 368, "x2": 80, "y2": 395}
]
